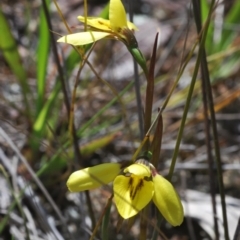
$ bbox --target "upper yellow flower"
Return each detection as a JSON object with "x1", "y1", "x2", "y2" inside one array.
[
  {"x1": 67, "y1": 159, "x2": 184, "y2": 226},
  {"x1": 57, "y1": 0, "x2": 138, "y2": 48}
]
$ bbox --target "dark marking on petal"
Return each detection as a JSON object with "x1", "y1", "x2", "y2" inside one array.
[
  {"x1": 128, "y1": 176, "x2": 133, "y2": 187},
  {"x1": 129, "y1": 178, "x2": 144, "y2": 200}
]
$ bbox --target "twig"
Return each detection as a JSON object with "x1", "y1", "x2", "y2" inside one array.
[
  {"x1": 0, "y1": 127, "x2": 66, "y2": 229},
  {"x1": 0, "y1": 149, "x2": 65, "y2": 240}
]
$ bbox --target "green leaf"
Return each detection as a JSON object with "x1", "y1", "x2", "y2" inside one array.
[
  {"x1": 201, "y1": 0, "x2": 214, "y2": 54},
  {"x1": 0, "y1": 9, "x2": 30, "y2": 110},
  {"x1": 101, "y1": 200, "x2": 112, "y2": 240},
  {"x1": 32, "y1": 80, "x2": 61, "y2": 149},
  {"x1": 218, "y1": 1, "x2": 240, "y2": 50},
  {"x1": 36, "y1": 0, "x2": 50, "y2": 115},
  {"x1": 0, "y1": 9, "x2": 27, "y2": 85}
]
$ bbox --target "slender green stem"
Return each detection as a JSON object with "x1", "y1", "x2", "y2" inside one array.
[
  {"x1": 196, "y1": 1, "x2": 230, "y2": 238},
  {"x1": 129, "y1": 3, "x2": 146, "y2": 236},
  {"x1": 101, "y1": 198, "x2": 112, "y2": 240},
  {"x1": 207, "y1": 60, "x2": 230, "y2": 240},
  {"x1": 84, "y1": 0, "x2": 88, "y2": 31},
  {"x1": 140, "y1": 207, "x2": 149, "y2": 240},
  {"x1": 52, "y1": 0, "x2": 72, "y2": 33},
  {"x1": 191, "y1": 0, "x2": 219, "y2": 238},
  {"x1": 134, "y1": 43, "x2": 199, "y2": 168},
  {"x1": 152, "y1": 2, "x2": 216, "y2": 239},
  {"x1": 133, "y1": 59, "x2": 144, "y2": 140},
  {"x1": 167, "y1": 55, "x2": 199, "y2": 179},
  {"x1": 168, "y1": 0, "x2": 215, "y2": 180},
  {"x1": 90, "y1": 195, "x2": 114, "y2": 240},
  {"x1": 128, "y1": 0, "x2": 144, "y2": 140},
  {"x1": 152, "y1": 40, "x2": 202, "y2": 240},
  {"x1": 200, "y1": 2, "x2": 229, "y2": 238},
  {"x1": 161, "y1": 41, "x2": 198, "y2": 113},
  {"x1": 199, "y1": 51, "x2": 220, "y2": 239}
]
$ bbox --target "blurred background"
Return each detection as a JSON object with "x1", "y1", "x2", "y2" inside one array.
[{"x1": 0, "y1": 0, "x2": 240, "y2": 239}]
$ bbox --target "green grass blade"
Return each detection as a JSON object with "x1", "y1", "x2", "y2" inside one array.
[
  {"x1": 0, "y1": 9, "x2": 27, "y2": 86},
  {"x1": 36, "y1": 0, "x2": 50, "y2": 115},
  {"x1": 218, "y1": 1, "x2": 240, "y2": 50},
  {"x1": 169, "y1": 0, "x2": 215, "y2": 178},
  {"x1": 32, "y1": 80, "x2": 61, "y2": 149},
  {"x1": 0, "y1": 9, "x2": 30, "y2": 112},
  {"x1": 101, "y1": 200, "x2": 112, "y2": 240},
  {"x1": 32, "y1": 2, "x2": 108, "y2": 148},
  {"x1": 201, "y1": 0, "x2": 214, "y2": 53},
  {"x1": 37, "y1": 80, "x2": 134, "y2": 176}
]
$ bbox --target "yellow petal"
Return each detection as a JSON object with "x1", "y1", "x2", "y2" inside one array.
[
  {"x1": 77, "y1": 16, "x2": 111, "y2": 31},
  {"x1": 152, "y1": 174, "x2": 184, "y2": 226},
  {"x1": 124, "y1": 163, "x2": 151, "y2": 177},
  {"x1": 67, "y1": 163, "x2": 121, "y2": 192},
  {"x1": 57, "y1": 32, "x2": 111, "y2": 46},
  {"x1": 109, "y1": 0, "x2": 127, "y2": 31},
  {"x1": 113, "y1": 175, "x2": 154, "y2": 219},
  {"x1": 127, "y1": 21, "x2": 138, "y2": 31}
]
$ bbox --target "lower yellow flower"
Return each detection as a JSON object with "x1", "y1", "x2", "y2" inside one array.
[
  {"x1": 66, "y1": 159, "x2": 184, "y2": 226},
  {"x1": 113, "y1": 159, "x2": 184, "y2": 226},
  {"x1": 113, "y1": 162, "x2": 154, "y2": 219}
]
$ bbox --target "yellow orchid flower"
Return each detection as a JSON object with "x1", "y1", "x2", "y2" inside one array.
[
  {"x1": 57, "y1": 0, "x2": 138, "y2": 48},
  {"x1": 67, "y1": 159, "x2": 184, "y2": 226},
  {"x1": 113, "y1": 159, "x2": 184, "y2": 226}
]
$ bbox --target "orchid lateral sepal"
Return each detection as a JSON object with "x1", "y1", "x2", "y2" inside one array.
[{"x1": 67, "y1": 163, "x2": 121, "y2": 192}]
